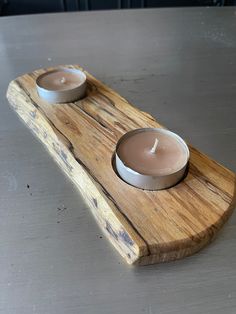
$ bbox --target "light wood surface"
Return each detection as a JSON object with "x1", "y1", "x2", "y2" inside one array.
[{"x1": 7, "y1": 65, "x2": 236, "y2": 265}]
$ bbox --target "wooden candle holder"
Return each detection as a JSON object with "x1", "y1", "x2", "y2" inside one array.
[{"x1": 7, "y1": 65, "x2": 236, "y2": 265}]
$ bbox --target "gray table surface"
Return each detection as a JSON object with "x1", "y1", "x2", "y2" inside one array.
[{"x1": 0, "y1": 7, "x2": 236, "y2": 314}]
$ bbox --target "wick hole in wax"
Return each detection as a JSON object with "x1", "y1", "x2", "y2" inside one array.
[{"x1": 60, "y1": 77, "x2": 66, "y2": 84}]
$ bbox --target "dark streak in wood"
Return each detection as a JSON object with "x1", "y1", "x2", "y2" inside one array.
[
  {"x1": 190, "y1": 163, "x2": 231, "y2": 203},
  {"x1": 30, "y1": 110, "x2": 36, "y2": 118},
  {"x1": 114, "y1": 121, "x2": 129, "y2": 132},
  {"x1": 88, "y1": 92, "x2": 142, "y2": 129},
  {"x1": 119, "y1": 230, "x2": 134, "y2": 247},
  {"x1": 102, "y1": 107, "x2": 115, "y2": 117},
  {"x1": 105, "y1": 220, "x2": 118, "y2": 240},
  {"x1": 15, "y1": 80, "x2": 40, "y2": 109},
  {"x1": 52, "y1": 142, "x2": 73, "y2": 172},
  {"x1": 70, "y1": 103, "x2": 110, "y2": 132},
  {"x1": 97, "y1": 92, "x2": 116, "y2": 108},
  {"x1": 93, "y1": 198, "x2": 98, "y2": 208}
]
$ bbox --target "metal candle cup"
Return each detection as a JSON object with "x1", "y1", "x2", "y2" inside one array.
[
  {"x1": 115, "y1": 128, "x2": 190, "y2": 190},
  {"x1": 36, "y1": 68, "x2": 87, "y2": 103}
]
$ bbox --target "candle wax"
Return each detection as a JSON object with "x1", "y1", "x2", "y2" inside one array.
[
  {"x1": 37, "y1": 70, "x2": 83, "y2": 91},
  {"x1": 117, "y1": 130, "x2": 188, "y2": 176}
]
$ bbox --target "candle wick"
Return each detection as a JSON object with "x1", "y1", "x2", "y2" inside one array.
[
  {"x1": 150, "y1": 138, "x2": 159, "y2": 154},
  {"x1": 60, "y1": 77, "x2": 66, "y2": 84}
]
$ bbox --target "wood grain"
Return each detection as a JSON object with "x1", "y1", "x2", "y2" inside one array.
[{"x1": 6, "y1": 65, "x2": 236, "y2": 265}]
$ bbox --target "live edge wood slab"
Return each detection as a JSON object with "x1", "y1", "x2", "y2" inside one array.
[{"x1": 7, "y1": 65, "x2": 236, "y2": 266}]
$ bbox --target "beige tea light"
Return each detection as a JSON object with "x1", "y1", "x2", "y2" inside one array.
[
  {"x1": 115, "y1": 128, "x2": 189, "y2": 190},
  {"x1": 36, "y1": 68, "x2": 86, "y2": 103}
]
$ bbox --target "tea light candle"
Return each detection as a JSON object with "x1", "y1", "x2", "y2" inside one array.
[
  {"x1": 115, "y1": 128, "x2": 189, "y2": 190},
  {"x1": 36, "y1": 68, "x2": 87, "y2": 103}
]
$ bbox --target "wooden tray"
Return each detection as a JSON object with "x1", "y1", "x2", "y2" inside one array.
[{"x1": 7, "y1": 65, "x2": 236, "y2": 265}]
